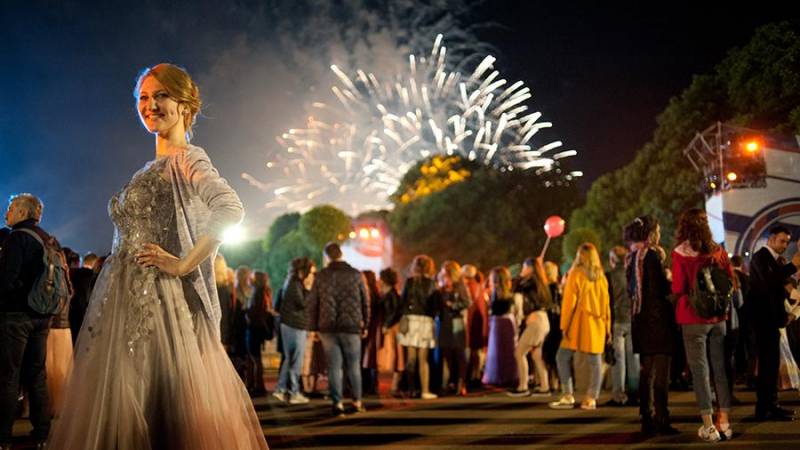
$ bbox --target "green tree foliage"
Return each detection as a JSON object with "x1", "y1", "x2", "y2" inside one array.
[
  {"x1": 219, "y1": 240, "x2": 267, "y2": 271},
  {"x1": 258, "y1": 206, "x2": 350, "y2": 284},
  {"x1": 265, "y1": 230, "x2": 318, "y2": 285},
  {"x1": 389, "y1": 158, "x2": 581, "y2": 271},
  {"x1": 568, "y1": 22, "x2": 800, "y2": 254},
  {"x1": 298, "y1": 205, "x2": 352, "y2": 250},
  {"x1": 561, "y1": 227, "x2": 601, "y2": 266},
  {"x1": 263, "y1": 212, "x2": 301, "y2": 253}
]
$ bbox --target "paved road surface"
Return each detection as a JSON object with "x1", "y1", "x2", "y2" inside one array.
[
  {"x1": 258, "y1": 388, "x2": 800, "y2": 449},
  {"x1": 15, "y1": 384, "x2": 800, "y2": 448}
]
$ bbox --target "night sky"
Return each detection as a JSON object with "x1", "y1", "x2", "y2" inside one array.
[{"x1": 1, "y1": 0, "x2": 797, "y2": 254}]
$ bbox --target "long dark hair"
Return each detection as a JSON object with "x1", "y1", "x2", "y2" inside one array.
[
  {"x1": 624, "y1": 215, "x2": 659, "y2": 244},
  {"x1": 362, "y1": 270, "x2": 380, "y2": 304},
  {"x1": 288, "y1": 257, "x2": 314, "y2": 283},
  {"x1": 250, "y1": 271, "x2": 272, "y2": 312},
  {"x1": 522, "y1": 257, "x2": 552, "y2": 307},
  {"x1": 674, "y1": 208, "x2": 717, "y2": 255}
]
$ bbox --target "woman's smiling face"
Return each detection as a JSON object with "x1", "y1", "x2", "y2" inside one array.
[{"x1": 137, "y1": 75, "x2": 185, "y2": 138}]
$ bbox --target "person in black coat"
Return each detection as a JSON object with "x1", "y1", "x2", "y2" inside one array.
[
  {"x1": 0, "y1": 227, "x2": 10, "y2": 252},
  {"x1": 274, "y1": 258, "x2": 313, "y2": 403},
  {"x1": 746, "y1": 226, "x2": 800, "y2": 421},
  {"x1": 246, "y1": 271, "x2": 274, "y2": 397},
  {"x1": 0, "y1": 194, "x2": 51, "y2": 447},
  {"x1": 625, "y1": 215, "x2": 679, "y2": 436},
  {"x1": 66, "y1": 250, "x2": 95, "y2": 345},
  {"x1": 732, "y1": 256, "x2": 759, "y2": 388},
  {"x1": 308, "y1": 242, "x2": 369, "y2": 415},
  {"x1": 380, "y1": 268, "x2": 404, "y2": 395}
]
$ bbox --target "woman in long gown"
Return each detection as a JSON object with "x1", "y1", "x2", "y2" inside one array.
[
  {"x1": 482, "y1": 266, "x2": 520, "y2": 387},
  {"x1": 48, "y1": 63, "x2": 269, "y2": 449}
]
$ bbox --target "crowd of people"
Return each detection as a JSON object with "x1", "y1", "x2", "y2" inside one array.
[
  {"x1": 3, "y1": 191, "x2": 800, "y2": 446},
  {"x1": 209, "y1": 208, "x2": 799, "y2": 442}
]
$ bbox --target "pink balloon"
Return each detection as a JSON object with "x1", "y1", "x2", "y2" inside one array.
[{"x1": 544, "y1": 216, "x2": 566, "y2": 238}]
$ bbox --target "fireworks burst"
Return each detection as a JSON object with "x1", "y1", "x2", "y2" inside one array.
[{"x1": 244, "y1": 34, "x2": 580, "y2": 215}]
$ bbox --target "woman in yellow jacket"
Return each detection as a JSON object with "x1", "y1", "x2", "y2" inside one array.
[{"x1": 549, "y1": 243, "x2": 611, "y2": 410}]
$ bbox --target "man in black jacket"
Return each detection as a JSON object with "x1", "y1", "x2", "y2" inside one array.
[
  {"x1": 0, "y1": 194, "x2": 51, "y2": 449},
  {"x1": 747, "y1": 225, "x2": 800, "y2": 421},
  {"x1": 308, "y1": 242, "x2": 369, "y2": 416},
  {"x1": 605, "y1": 246, "x2": 640, "y2": 407},
  {"x1": 0, "y1": 227, "x2": 10, "y2": 252},
  {"x1": 65, "y1": 249, "x2": 95, "y2": 345},
  {"x1": 731, "y1": 255, "x2": 756, "y2": 388}
]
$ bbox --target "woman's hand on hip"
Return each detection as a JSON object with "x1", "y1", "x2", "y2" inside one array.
[{"x1": 136, "y1": 243, "x2": 187, "y2": 277}]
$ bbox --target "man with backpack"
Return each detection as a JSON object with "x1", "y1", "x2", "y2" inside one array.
[
  {"x1": 0, "y1": 193, "x2": 67, "y2": 449},
  {"x1": 748, "y1": 226, "x2": 800, "y2": 421}
]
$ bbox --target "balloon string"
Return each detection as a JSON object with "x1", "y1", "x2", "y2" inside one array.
[{"x1": 540, "y1": 236, "x2": 551, "y2": 258}]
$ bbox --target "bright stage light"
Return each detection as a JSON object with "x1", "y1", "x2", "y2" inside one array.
[
  {"x1": 370, "y1": 228, "x2": 381, "y2": 238},
  {"x1": 745, "y1": 141, "x2": 759, "y2": 152},
  {"x1": 358, "y1": 228, "x2": 370, "y2": 239},
  {"x1": 726, "y1": 172, "x2": 738, "y2": 182},
  {"x1": 223, "y1": 225, "x2": 246, "y2": 245},
  {"x1": 349, "y1": 231, "x2": 357, "y2": 239}
]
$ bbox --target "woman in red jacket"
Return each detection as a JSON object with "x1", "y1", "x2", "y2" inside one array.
[{"x1": 671, "y1": 208, "x2": 734, "y2": 442}]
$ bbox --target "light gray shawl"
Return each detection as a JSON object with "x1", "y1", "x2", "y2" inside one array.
[{"x1": 167, "y1": 145, "x2": 244, "y2": 337}]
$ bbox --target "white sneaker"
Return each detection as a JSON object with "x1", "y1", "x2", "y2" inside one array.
[
  {"x1": 548, "y1": 395, "x2": 575, "y2": 409},
  {"x1": 289, "y1": 393, "x2": 310, "y2": 404},
  {"x1": 421, "y1": 392, "x2": 438, "y2": 400},
  {"x1": 272, "y1": 391, "x2": 287, "y2": 402},
  {"x1": 698, "y1": 424, "x2": 721, "y2": 442},
  {"x1": 718, "y1": 423, "x2": 733, "y2": 440}
]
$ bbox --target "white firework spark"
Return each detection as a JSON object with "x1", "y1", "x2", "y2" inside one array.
[{"x1": 244, "y1": 34, "x2": 578, "y2": 215}]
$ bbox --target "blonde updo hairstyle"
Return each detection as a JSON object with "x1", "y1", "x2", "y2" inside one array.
[{"x1": 134, "y1": 63, "x2": 201, "y2": 140}]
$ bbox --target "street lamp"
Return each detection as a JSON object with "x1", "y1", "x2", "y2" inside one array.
[{"x1": 223, "y1": 225, "x2": 246, "y2": 245}]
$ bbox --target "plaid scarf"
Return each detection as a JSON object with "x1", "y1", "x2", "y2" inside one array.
[{"x1": 625, "y1": 242, "x2": 655, "y2": 317}]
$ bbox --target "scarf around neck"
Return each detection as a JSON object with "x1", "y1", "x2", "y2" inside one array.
[{"x1": 625, "y1": 241, "x2": 658, "y2": 316}]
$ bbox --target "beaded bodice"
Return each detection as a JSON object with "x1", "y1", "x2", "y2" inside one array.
[
  {"x1": 92, "y1": 158, "x2": 188, "y2": 356},
  {"x1": 109, "y1": 158, "x2": 176, "y2": 257}
]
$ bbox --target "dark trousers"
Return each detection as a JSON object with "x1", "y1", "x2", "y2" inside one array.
[
  {"x1": 755, "y1": 326, "x2": 780, "y2": 412},
  {"x1": 639, "y1": 354, "x2": 671, "y2": 426},
  {"x1": 670, "y1": 329, "x2": 689, "y2": 387},
  {"x1": 0, "y1": 312, "x2": 51, "y2": 442},
  {"x1": 724, "y1": 327, "x2": 740, "y2": 395}
]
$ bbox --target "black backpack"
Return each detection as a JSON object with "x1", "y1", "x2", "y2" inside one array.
[{"x1": 689, "y1": 260, "x2": 733, "y2": 319}]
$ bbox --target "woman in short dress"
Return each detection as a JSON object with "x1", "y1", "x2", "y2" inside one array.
[{"x1": 397, "y1": 255, "x2": 440, "y2": 399}]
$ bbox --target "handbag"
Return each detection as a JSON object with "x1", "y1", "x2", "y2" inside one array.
[
  {"x1": 399, "y1": 315, "x2": 410, "y2": 334},
  {"x1": 603, "y1": 341, "x2": 616, "y2": 365}
]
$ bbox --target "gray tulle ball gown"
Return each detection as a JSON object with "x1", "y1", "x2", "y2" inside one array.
[{"x1": 48, "y1": 149, "x2": 268, "y2": 449}]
